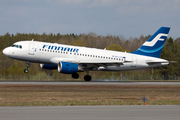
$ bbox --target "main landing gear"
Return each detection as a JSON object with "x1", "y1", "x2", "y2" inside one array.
[
  {"x1": 84, "y1": 75, "x2": 92, "y2": 81},
  {"x1": 71, "y1": 71, "x2": 92, "y2": 81},
  {"x1": 84, "y1": 69, "x2": 92, "y2": 81},
  {"x1": 72, "y1": 73, "x2": 79, "y2": 79},
  {"x1": 24, "y1": 62, "x2": 30, "y2": 73}
]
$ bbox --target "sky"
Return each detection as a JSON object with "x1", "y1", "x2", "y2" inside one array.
[{"x1": 0, "y1": 0, "x2": 180, "y2": 39}]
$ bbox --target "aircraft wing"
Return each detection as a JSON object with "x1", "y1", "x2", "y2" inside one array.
[
  {"x1": 78, "y1": 60, "x2": 133, "y2": 69},
  {"x1": 50, "y1": 57, "x2": 131, "y2": 69},
  {"x1": 79, "y1": 61, "x2": 123, "y2": 69}
]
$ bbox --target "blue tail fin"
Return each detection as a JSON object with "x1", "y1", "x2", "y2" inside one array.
[{"x1": 132, "y1": 27, "x2": 170, "y2": 58}]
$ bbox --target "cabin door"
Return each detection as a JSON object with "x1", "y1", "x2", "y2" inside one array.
[
  {"x1": 131, "y1": 55, "x2": 137, "y2": 67},
  {"x1": 28, "y1": 43, "x2": 35, "y2": 55}
]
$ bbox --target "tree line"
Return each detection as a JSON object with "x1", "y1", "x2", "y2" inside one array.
[{"x1": 0, "y1": 32, "x2": 180, "y2": 80}]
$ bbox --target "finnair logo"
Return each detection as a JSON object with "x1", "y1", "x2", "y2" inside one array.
[
  {"x1": 42, "y1": 45, "x2": 79, "y2": 53},
  {"x1": 143, "y1": 33, "x2": 168, "y2": 47}
]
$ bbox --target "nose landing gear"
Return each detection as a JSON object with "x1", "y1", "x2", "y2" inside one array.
[{"x1": 24, "y1": 62, "x2": 30, "y2": 73}]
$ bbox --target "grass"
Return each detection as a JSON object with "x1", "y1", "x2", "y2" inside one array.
[{"x1": 0, "y1": 85, "x2": 180, "y2": 106}]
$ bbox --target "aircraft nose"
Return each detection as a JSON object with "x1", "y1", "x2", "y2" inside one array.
[{"x1": 3, "y1": 48, "x2": 9, "y2": 56}]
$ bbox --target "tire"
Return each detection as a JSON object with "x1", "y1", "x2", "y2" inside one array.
[
  {"x1": 72, "y1": 73, "x2": 79, "y2": 79},
  {"x1": 24, "y1": 69, "x2": 29, "y2": 73},
  {"x1": 84, "y1": 75, "x2": 92, "y2": 81}
]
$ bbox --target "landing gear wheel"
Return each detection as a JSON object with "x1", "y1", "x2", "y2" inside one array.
[
  {"x1": 24, "y1": 62, "x2": 30, "y2": 74},
  {"x1": 84, "y1": 75, "x2": 92, "y2": 81},
  {"x1": 72, "y1": 73, "x2": 79, "y2": 79},
  {"x1": 24, "y1": 69, "x2": 29, "y2": 73}
]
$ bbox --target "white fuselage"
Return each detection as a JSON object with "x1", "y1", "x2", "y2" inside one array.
[{"x1": 3, "y1": 41, "x2": 169, "y2": 71}]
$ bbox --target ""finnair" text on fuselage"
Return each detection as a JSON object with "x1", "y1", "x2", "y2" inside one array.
[{"x1": 42, "y1": 45, "x2": 79, "y2": 53}]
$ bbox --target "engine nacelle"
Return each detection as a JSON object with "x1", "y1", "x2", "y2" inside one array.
[
  {"x1": 58, "y1": 62, "x2": 83, "y2": 74},
  {"x1": 40, "y1": 64, "x2": 57, "y2": 70}
]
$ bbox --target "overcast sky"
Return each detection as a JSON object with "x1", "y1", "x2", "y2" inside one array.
[{"x1": 0, "y1": 0, "x2": 180, "y2": 39}]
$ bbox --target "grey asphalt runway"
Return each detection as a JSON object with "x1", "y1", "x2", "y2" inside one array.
[
  {"x1": 0, "y1": 82, "x2": 179, "y2": 120},
  {"x1": 0, "y1": 81, "x2": 180, "y2": 85},
  {"x1": 0, "y1": 106, "x2": 179, "y2": 120}
]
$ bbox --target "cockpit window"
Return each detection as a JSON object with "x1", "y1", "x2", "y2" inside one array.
[
  {"x1": 11, "y1": 44, "x2": 22, "y2": 49},
  {"x1": 11, "y1": 44, "x2": 16, "y2": 47}
]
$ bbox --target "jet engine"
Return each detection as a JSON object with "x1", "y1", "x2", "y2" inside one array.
[
  {"x1": 40, "y1": 64, "x2": 57, "y2": 70},
  {"x1": 58, "y1": 61, "x2": 83, "y2": 74}
]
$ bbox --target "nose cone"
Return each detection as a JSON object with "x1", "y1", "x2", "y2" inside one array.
[{"x1": 3, "y1": 48, "x2": 9, "y2": 56}]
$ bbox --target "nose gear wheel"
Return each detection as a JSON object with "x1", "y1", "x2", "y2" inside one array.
[{"x1": 24, "y1": 62, "x2": 30, "y2": 73}]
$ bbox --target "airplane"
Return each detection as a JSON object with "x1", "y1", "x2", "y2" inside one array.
[{"x1": 3, "y1": 27, "x2": 170, "y2": 81}]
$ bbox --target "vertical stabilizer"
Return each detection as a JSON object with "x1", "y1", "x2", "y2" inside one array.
[{"x1": 132, "y1": 27, "x2": 170, "y2": 58}]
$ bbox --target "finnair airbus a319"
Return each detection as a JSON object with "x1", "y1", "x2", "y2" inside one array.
[{"x1": 3, "y1": 27, "x2": 170, "y2": 81}]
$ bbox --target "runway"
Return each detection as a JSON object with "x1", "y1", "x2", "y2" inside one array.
[
  {"x1": 0, "y1": 82, "x2": 179, "y2": 120},
  {"x1": 0, "y1": 106, "x2": 179, "y2": 120},
  {"x1": 0, "y1": 81, "x2": 180, "y2": 85}
]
